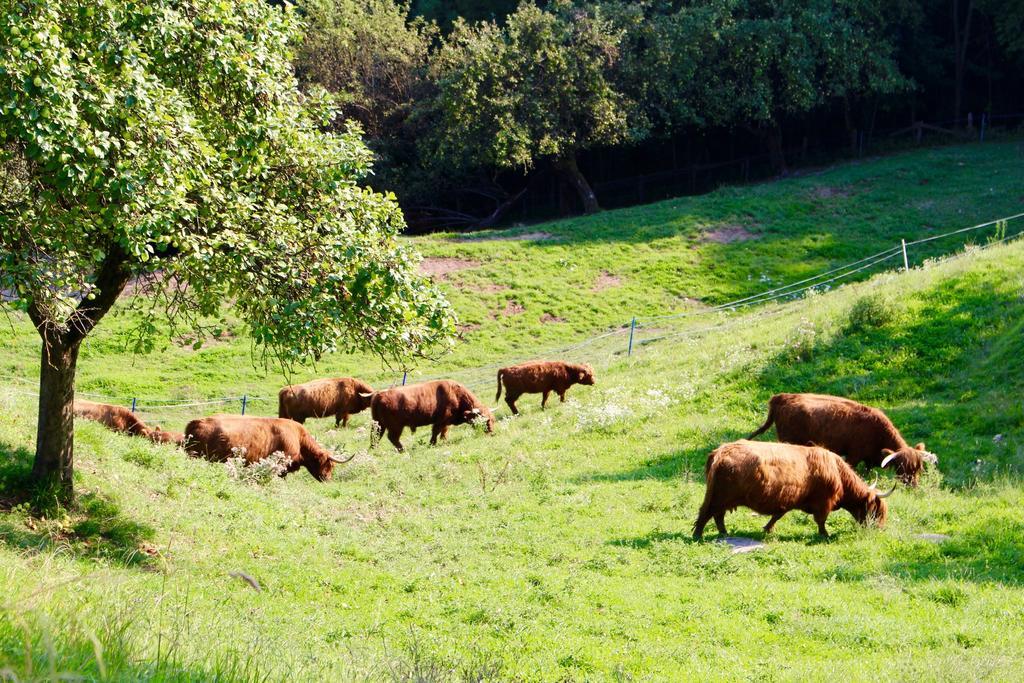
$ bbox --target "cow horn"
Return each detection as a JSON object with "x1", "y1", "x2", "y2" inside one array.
[
  {"x1": 867, "y1": 474, "x2": 879, "y2": 490},
  {"x1": 922, "y1": 451, "x2": 938, "y2": 464},
  {"x1": 328, "y1": 452, "x2": 356, "y2": 464},
  {"x1": 876, "y1": 481, "x2": 897, "y2": 498},
  {"x1": 358, "y1": 392, "x2": 374, "y2": 398},
  {"x1": 880, "y1": 453, "x2": 898, "y2": 469}
]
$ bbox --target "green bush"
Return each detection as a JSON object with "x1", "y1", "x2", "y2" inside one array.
[{"x1": 846, "y1": 293, "x2": 899, "y2": 331}]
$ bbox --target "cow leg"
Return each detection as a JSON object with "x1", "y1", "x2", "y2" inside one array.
[
  {"x1": 763, "y1": 513, "x2": 785, "y2": 535},
  {"x1": 814, "y1": 511, "x2": 830, "y2": 538},
  {"x1": 693, "y1": 509, "x2": 712, "y2": 540},
  {"x1": 337, "y1": 412, "x2": 349, "y2": 428},
  {"x1": 505, "y1": 394, "x2": 520, "y2": 415},
  {"x1": 541, "y1": 390, "x2": 550, "y2": 409},
  {"x1": 387, "y1": 427, "x2": 404, "y2": 452},
  {"x1": 713, "y1": 513, "x2": 728, "y2": 536},
  {"x1": 430, "y1": 423, "x2": 442, "y2": 446},
  {"x1": 558, "y1": 390, "x2": 566, "y2": 403}
]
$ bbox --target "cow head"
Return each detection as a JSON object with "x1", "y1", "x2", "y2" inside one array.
[
  {"x1": 147, "y1": 429, "x2": 186, "y2": 446},
  {"x1": 356, "y1": 389, "x2": 375, "y2": 411},
  {"x1": 464, "y1": 406, "x2": 495, "y2": 434},
  {"x1": 307, "y1": 450, "x2": 356, "y2": 482},
  {"x1": 881, "y1": 443, "x2": 937, "y2": 486},
  {"x1": 852, "y1": 475, "x2": 895, "y2": 526},
  {"x1": 575, "y1": 364, "x2": 596, "y2": 386}
]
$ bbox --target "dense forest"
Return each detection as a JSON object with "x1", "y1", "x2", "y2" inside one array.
[{"x1": 296, "y1": 0, "x2": 1022, "y2": 229}]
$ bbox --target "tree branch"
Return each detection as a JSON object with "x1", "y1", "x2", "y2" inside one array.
[{"x1": 64, "y1": 245, "x2": 132, "y2": 346}]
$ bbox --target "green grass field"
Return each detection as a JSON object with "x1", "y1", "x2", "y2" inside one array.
[{"x1": 1, "y1": 141, "x2": 1024, "y2": 680}]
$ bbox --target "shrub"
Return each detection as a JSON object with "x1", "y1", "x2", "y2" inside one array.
[{"x1": 846, "y1": 293, "x2": 898, "y2": 331}]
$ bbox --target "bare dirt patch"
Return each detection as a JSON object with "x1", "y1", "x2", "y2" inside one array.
[
  {"x1": 540, "y1": 313, "x2": 567, "y2": 324},
  {"x1": 491, "y1": 300, "x2": 525, "y2": 319},
  {"x1": 453, "y1": 231, "x2": 555, "y2": 243},
  {"x1": 419, "y1": 257, "x2": 481, "y2": 278},
  {"x1": 457, "y1": 323, "x2": 481, "y2": 336},
  {"x1": 701, "y1": 226, "x2": 758, "y2": 244},
  {"x1": 592, "y1": 271, "x2": 623, "y2": 292}
]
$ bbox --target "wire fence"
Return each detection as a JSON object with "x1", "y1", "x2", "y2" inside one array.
[{"x1": 4, "y1": 211, "x2": 1024, "y2": 425}]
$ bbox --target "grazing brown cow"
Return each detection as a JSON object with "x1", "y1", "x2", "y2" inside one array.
[
  {"x1": 747, "y1": 392, "x2": 937, "y2": 486},
  {"x1": 278, "y1": 377, "x2": 374, "y2": 427},
  {"x1": 496, "y1": 361, "x2": 595, "y2": 414},
  {"x1": 74, "y1": 399, "x2": 150, "y2": 436},
  {"x1": 368, "y1": 380, "x2": 494, "y2": 452},
  {"x1": 148, "y1": 429, "x2": 186, "y2": 446},
  {"x1": 74, "y1": 399, "x2": 182, "y2": 445},
  {"x1": 184, "y1": 414, "x2": 353, "y2": 481},
  {"x1": 693, "y1": 440, "x2": 894, "y2": 539}
]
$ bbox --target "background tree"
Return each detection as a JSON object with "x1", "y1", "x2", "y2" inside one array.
[
  {"x1": 704, "y1": 0, "x2": 911, "y2": 173},
  {"x1": 426, "y1": 1, "x2": 639, "y2": 214},
  {"x1": 0, "y1": 0, "x2": 454, "y2": 501},
  {"x1": 294, "y1": 0, "x2": 436, "y2": 140}
]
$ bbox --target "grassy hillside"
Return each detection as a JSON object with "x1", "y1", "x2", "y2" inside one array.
[
  {"x1": 1, "y1": 141, "x2": 1022, "y2": 419},
  {"x1": 2, "y1": 142, "x2": 1024, "y2": 680}
]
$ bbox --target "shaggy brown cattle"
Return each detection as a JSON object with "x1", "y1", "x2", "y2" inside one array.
[
  {"x1": 74, "y1": 399, "x2": 182, "y2": 445},
  {"x1": 495, "y1": 361, "x2": 595, "y2": 414},
  {"x1": 278, "y1": 377, "x2": 374, "y2": 427},
  {"x1": 367, "y1": 380, "x2": 495, "y2": 452},
  {"x1": 747, "y1": 392, "x2": 937, "y2": 486},
  {"x1": 74, "y1": 399, "x2": 150, "y2": 436},
  {"x1": 693, "y1": 440, "x2": 894, "y2": 539},
  {"x1": 149, "y1": 429, "x2": 186, "y2": 446},
  {"x1": 184, "y1": 414, "x2": 352, "y2": 481}
]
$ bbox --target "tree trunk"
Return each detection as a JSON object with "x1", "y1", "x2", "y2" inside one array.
[
  {"x1": 843, "y1": 97, "x2": 857, "y2": 155},
  {"x1": 766, "y1": 126, "x2": 788, "y2": 176},
  {"x1": 26, "y1": 247, "x2": 131, "y2": 503},
  {"x1": 952, "y1": 0, "x2": 974, "y2": 126},
  {"x1": 32, "y1": 340, "x2": 81, "y2": 500},
  {"x1": 553, "y1": 153, "x2": 600, "y2": 215}
]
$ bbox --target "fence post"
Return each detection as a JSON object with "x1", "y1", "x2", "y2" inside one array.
[
  {"x1": 241, "y1": 394, "x2": 247, "y2": 415},
  {"x1": 627, "y1": 317, "x2": 636, "y2": 356},
  {"x1": 402, "y1": 371, "x2": 407, "y2": 386},
  {"x1": 901, "y1": 239, "x2": 909, "y2": 272},
  {"x1": 131, "y1": 397, "x2": 137, "y2": 413},
  {"x1": 980, "y1": 113, "x2": 987, "y2": 142}
]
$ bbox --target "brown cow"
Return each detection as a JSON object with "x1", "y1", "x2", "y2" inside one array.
[
  {"x1": 184, "y1": 414, "x2": 353, "y2": 481},
  {"x1": 368, "y1": 380, "x2": 494, "y2": 452},
  {"x1": 74, "y1": 399, "x2": 182, "y2": 445},
  {"x1": 747, "y1": 392, "x2": 937, "y2": 486},
  {"x1": 496, "y1": 361, "x2": 595, "y2": 414},
  {"x1": 149, "y1": 429, "x2": 186, "y2": 446},
  {"x1": 693, "y1": 440, "x2": 894, "y2": 539},
  {"x1": 278, "y1": 377, "x2": 374, "y2": 427}
]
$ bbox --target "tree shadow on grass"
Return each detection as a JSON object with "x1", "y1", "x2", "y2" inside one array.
[{"x1": 0, "y1": 440, "x2": 158, "y2": 569}]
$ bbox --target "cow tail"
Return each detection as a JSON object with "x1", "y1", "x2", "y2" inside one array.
[
  {"x1": 746, "y1": 400, "x2": 775, "y2": 440},
  {"x1": 278, "y1": 389, "x2": 287, "y2": 419},
  {"x1": 496, "y1": 370, "x2": 504, "y2": 401},
  {"x1": 694, "y1": 451, "x2": 719, "y2": 536}
]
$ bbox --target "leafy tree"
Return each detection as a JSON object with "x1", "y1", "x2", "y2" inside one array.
[
  {"x1": 0, "y1": 0, "x2": 454, "y2": 501},
  {"x1": 427, "y1": 1, "x2": 638, "y2": 214},
  {"x1": 294, "y1": 0, "x2": 436, "y2": 140},
  {"x1": 602, "y1": 0, "x2": 731, "y2": 136},
  {"x1": 702, "y1": 0, "x2": 911, "y2": 172}
]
